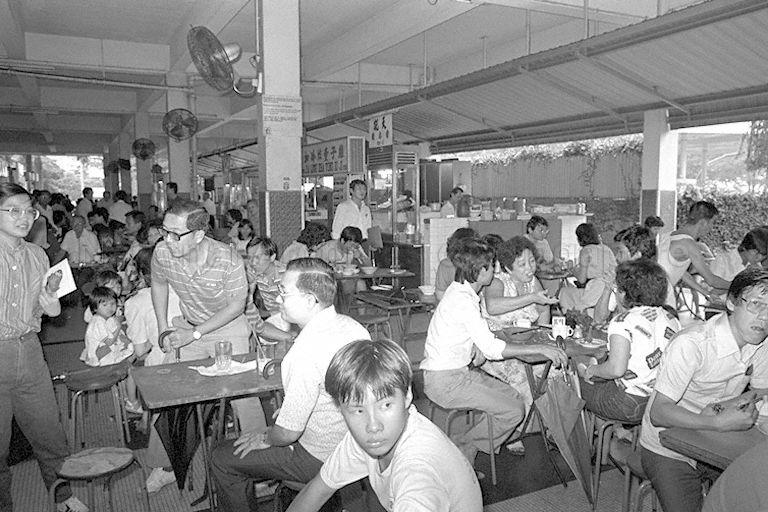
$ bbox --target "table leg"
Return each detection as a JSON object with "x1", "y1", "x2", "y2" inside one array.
[{"x1": 196, "y1": 403, "x2": 216, "y2": 511}]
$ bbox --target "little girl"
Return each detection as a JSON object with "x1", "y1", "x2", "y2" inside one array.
[
  {"x1": 83, "y1": 269, "x2": 124, "y2": 323},
  {"x1": 81, "y1": 286, "x2": 141, "y2": 412}
]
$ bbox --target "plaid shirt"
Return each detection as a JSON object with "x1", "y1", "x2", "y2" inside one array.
[{"x1": 151, "y1": 238, "x2": 248, "y2": 325}]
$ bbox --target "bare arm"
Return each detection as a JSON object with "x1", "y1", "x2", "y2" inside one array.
[
  {"x1": 484, "y1": 276, "x2": 557, "y2": 316},
  {"x1": 574, "y1": 248, "x2": 590, "y2": 284},
  {"x1": 681, "y1": 239, "x2": 731, "y2": 290},
  {"x1": 151, "y1": 278, "x2": 170, "y2": 333},
  {"x1": 593, "y1": 279, "x2": 614, "y2": 325},
  {"x1": 649, "y1": 391, "x2": 757, "y2": 432},
  {"x1": 286, "y1": 475, "x2": 337, "y2": 512},
  {"x1": 585, "y1": 334, "x2": 629, "y2": 380}
]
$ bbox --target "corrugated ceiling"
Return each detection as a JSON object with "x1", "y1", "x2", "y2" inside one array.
[{"x1": 304, "y1": 0, "x2": 768, "y2": 154}]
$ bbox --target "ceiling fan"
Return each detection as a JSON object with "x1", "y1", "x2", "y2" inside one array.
[
  {"x1": 187, "y1": 26, "x2": 262, "y2": 97},
  {"x1": 162, "y1": 108, "x2": 199, "y2": 142}
]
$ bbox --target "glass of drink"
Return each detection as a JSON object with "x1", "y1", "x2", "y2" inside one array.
[{"x1": 215, "y1": 341, "x2": 232, "y2": 371}]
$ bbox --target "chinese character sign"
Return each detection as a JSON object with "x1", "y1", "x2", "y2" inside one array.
[{"x1": 368, "y1": 113, "x2": 393, "y2": 148}]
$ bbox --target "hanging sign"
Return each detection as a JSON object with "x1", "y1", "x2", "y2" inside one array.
[{"x1": 367, "y1": 113, "x2": 392, "y2": 148}]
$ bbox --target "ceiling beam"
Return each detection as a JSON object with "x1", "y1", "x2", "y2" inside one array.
[
  {"x1": 419, "y1": 96, "x2": 515, "y2": 142},
  {"x1": 0, "y1": 0, "x2": 42, "y2": 107},
  {"x1": 574, "y1": 51, "x2": 689, "y2": 115},
  {"x1": 476, "y1": 0, "x2": 648, "y2": 24},
  {"x1": 302, "y1": 0, "x2": 480, "y2": 80}
]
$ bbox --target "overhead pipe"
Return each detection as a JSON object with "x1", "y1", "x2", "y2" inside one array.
[{"x1": 0, "y1": 66, "x2": 192, "y2": 92}]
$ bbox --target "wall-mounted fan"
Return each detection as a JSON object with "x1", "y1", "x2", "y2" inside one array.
[
  {"x1": 151, "y1": 164, "x2": 164, "y2": 174},
  {"x1": 187, "y1": 26, "x2": 260, "y2": 97},
  {"x1": 132, "y1": 138, "x2": 156, "y2": 160},
  {"x1": 162, "y1": 108, "x2": 198, "y2": 142}
]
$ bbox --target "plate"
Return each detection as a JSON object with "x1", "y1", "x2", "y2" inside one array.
[
  {"x1": 576, "y1": 338, "x2": 608, "y2": 348},
  {"x1": 389, "y1": 269, "x2": 407, "y2": 275}
]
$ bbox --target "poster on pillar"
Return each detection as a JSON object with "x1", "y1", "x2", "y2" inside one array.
[
  {"x1": 367, "y1": 113, "x2": 392, "y2": 149},
  {"x1": 262, "y1": 95, "x2": 303, "y2": 137}
]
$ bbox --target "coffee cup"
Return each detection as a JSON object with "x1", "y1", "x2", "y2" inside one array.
[{"x1": 553, "y1": 325, "x2": 574, "y2": 338}]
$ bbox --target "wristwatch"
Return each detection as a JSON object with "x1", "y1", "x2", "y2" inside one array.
[{"x1": 192, "y1": 329, "x2": 202, "y2": 340}]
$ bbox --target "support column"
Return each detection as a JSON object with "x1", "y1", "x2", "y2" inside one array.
[
  {"x1": 640, "y1": 109, "x2": 678, "y2": 231},
  {"x1": 256, "y1": 0, "x2": 303, "y2": 251},
  {"x1": 134, "y1": 112, "x2": 153, "y2": 210},
  {"x1": 119, "y1": 130, "x2": 133, "y2": 195},
  {"x1": 105, "y1": 141, "x2": 120, "y2": 195},
  {"x1": 166, "y1": 72, "x2": 193, "y2": 200}
]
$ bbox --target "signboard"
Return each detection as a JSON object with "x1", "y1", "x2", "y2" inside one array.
[
  {"x1": 262, "y1": 94, "x2": 303, "y2": 136},
  {"x1": 367, "y1": 113, "x2": 392, "y2": 148},
  {"x1": 302, "y1": 138, "x2": 348, "y2": 176}
]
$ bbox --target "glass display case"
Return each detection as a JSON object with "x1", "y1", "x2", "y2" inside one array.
[{"x1": 367, "y1": 146, "x2": 420, "y2": 238}]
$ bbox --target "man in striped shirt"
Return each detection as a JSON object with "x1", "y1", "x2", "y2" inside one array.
[
  {"x1": 0, "y1": 183, "x2": 87, "y2": 512},
  {"x1": 149, "y1": 200, "x2": 267, "y2": 490}
]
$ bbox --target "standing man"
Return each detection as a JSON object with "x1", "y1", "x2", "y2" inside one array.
[
  {"x1": 331, "y1": 179, "x2": 371, "y2": 240},
  {"x1": 640, "y1": 268, "x2": 768, "y2": 512},
  {"x1": 0, "y1": 183, "x2": 88, "y2": 512},
  {"x1": 165, "y1": 182, "x2": 179, "y2": 210},
  {"x1": 97, "y1": 190, "x2": 114, "y2": 210},
  {"x1": 657, "y1": 200, "x2": 730, "y2": 305},
  {"x1": 211, "y1": 258, "x2": 370, "y2": 512},
  {"x1": 108, "y1": 190, "x2": 132, "y2": 225},
  {"x1": 440, "y1": 187, "x2": 463, "y2": 218},
  {"x1": 150, "y1": 200, "x2": 265, "y2": 434},
  {"x1": 75, "y1": 187, "x2": 94, "y2": 219}
]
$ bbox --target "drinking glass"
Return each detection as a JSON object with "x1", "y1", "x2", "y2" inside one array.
[{"x1": 215, "y1": 341, "x2": 232, "y2": 371}]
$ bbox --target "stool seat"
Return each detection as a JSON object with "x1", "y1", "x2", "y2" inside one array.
[
  {"x1": 65, "y1": 364, "x2": 129, "y2": 393},
  {"x1": 58, "y1": 447, "x2": 134, "y2": 480}
]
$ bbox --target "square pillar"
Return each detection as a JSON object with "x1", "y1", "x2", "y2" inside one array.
[{"x1": 641, "y1": 109, "x2": 678, "y2": 231}]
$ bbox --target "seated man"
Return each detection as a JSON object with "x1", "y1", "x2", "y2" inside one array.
[
  {"x1": 211, "y1": 258, "x2": 370, "y2": 512},
  {"x1": 287, "y1": 339, "x2": 482, "y2": 512},
  {"x1": 639, "y1": 267, "x2": 768, "y2": 512},
  {"x1": 434, "y1": 227, "x2": 476, "y2": 301},
  {"x1": 657, "y1": 201, "x2": 731, "y2": 306},
  {"x1": 421, "y1": 238, "x2": 567, "y2": 465}
]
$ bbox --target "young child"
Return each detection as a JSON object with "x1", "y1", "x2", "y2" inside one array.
[
  {"x1": 82, "y1": 286, "x2": 134, "y2": 366},
  {"x1": 286, "y1": 339, "x2": 482, "y2": 512},
  {"x1": 81, "y1": 286, "x2": 141, "y2": 413},
  {"x1": 83, "y1": 269, "x2": 124, "y2": 323}
]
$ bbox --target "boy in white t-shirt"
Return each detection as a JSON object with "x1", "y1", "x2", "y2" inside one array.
[{"x1": 286, "y1": 339, "x2": 482, "y2": 512}]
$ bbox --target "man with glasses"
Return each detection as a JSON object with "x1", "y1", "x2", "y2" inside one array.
[
  {"x1": 640, "y1": 268, "x2": 768, "y2": 512},
  {"x1": 211, "y1": 258, "x2": 370, "y2": 512},
  {"x1": 148, "y1": 199, "x2": 265, "y2": 492}
]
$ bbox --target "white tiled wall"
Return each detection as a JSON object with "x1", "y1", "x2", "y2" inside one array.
[{"x1": 423, "y1": 218, "x2": 469, "y2": 286}]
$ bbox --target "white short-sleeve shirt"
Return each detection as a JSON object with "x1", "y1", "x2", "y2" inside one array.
[
  {"x1": 275, "y1": 306, "x2": 370, "y2": 461},
  {"x1": 320, "y1": 407, "x2": 482, "y2": 512},
  {"x1": 640, "y1": 313, "x2": 768, "y2": 464}
]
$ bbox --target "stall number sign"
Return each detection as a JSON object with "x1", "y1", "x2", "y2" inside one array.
[
  {"x1": 368, "y1": 113, "x2": 392, "y2": 148},
  {"x1": 303, "y1": 140, "x2": 348, "y2": 176}
]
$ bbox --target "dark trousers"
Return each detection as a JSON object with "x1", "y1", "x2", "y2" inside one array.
[
  {"x1": 211, "y1": 439, "x2": 324, "y2": 512},
  {"x1": 579, "y1": 378, "x2": 648, "y2": 423},
  {"x1": 0, "y1": 334, "x2": 72, "y2": 510},
  {"x1": 641, "y1": 446, "x2": 711, "y2": 512}
]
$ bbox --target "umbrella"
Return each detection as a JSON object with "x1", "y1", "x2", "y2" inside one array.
[
  {"x1": 535, "y1": 367, "x2": 594, "y2": 505},
  {"x1": 154, "y1": 402, "x2": 217, "y2": 490}
]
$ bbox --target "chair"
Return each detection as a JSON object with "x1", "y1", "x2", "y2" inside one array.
[
  {"x1": 354, "y1": 312, "x2": 394, "y2": 341},
  {"x1": 591, "y1": 419, "x2": 640, "y2": 510},
  {"x1": 621, "y1": 448, "x2": 658, "y2": 512},
  {"x1": 65, "y1": 362, "x2": 132, "y2": 449},
  {"x1": 48, "y1": 447, "x2": 150, "y2": 512},
  {"x1": 426, "y1": 400, "x2": 497, "y2": 485}
]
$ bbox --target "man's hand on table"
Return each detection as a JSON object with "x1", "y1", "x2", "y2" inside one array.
[
  {"x1": 701, "y1": 392, "x2": 762, "y2": 432},
  {"x1": 233, "y1": 428, "x2": 271, "y2": 458}
]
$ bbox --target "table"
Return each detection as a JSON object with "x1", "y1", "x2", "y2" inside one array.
[
  {"x1": 495, "y1": 327, "x2": 607, "y2": 485},
  {"x1": 536, "y1": 269, "x2": 573, "y2": 296},
  {"x1": 334, "y1": 267, "x2": 415, "y2": 281},
  {"x1": 132, "y1": 353, "x2": 283, "y2": 511},
  {"x1": 659, "y1": 427, "x2": 765, "y2": 471},
  {"x1": 353, "y1": 290, "x2": 428, "y2": 346}
]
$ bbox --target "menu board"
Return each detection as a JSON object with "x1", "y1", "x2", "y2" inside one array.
[{"x1": 303, "y1": 138, "x2": 348, "y2": 176}]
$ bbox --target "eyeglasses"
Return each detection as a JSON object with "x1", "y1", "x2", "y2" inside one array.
[
  {"x1": 0, "y1": 207, "x2": 40, "y2": 220},
  {"x1": 277, "y1": 284, "x2": 307, "y2": 298},
  {"x1": 159, "y1": 227, "x2": 195, "y2": 243},
  {"x1": 742, "y1": 297, "x2": 768, "y2": 315}
]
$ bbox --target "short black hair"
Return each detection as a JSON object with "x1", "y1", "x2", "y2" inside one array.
[
  {"x1": 643, "y1": 215, "x2": 664, "y2": 229},
  {"x1": 738, "y1": 228, "x2": 768, "y2": 256},
  {"x1": 115, "y1": 190, "x2": 129, "y2": 202},
  {"x1": 227, "y1": 209, "x2": 243, "y2": 223},
  {"x1": 453, "y1": 238, "x2": 494, "y2": 284},
  {"x1": 134, "y1": 246, "x2": 154, "y2": 281},
  {"x1": 450, "y1": 187, "x2": 464, "y2": 196},
  {"x1": 575, "y1": 223, "x2": 601, "y2": 246},
  {"x1": 728, "y1": 268, "x2": 768, "y2": 305},
  {"x1": 126, "y1": 210, "x2": 145, "y2": 225},
  {"x1": 237, "y1": 219, "x2": 254, "y2": 240},
  {"x1": 614, "y1": 225, "x2": 657, "y2": 260},
  {"x1": 446, "y1": 227, "x2": 477, "y2": 261},
  {"x1": 349, "y1": 179, "x2": 367, "y2": 191},
  {"x1": 0, "y1": 183, "x2": 29, "y2": 205},
  {"x1": 166, "y1": 182, "x2": 178, "y2": 194},
  {"x1": 527, "y1": 215, "x2": 549, "y2": 233},
  {"x1": 88, "y1": 286, "x2": 117, "y2": 314},
  {"x1": 615, "y1": 259, "x2": 668, "y2": 308},
  {"x1": 82, "y1": 187, "x2": 93, "y2": 196},
  {"x1": 286, "y1": 257, "x2": 337, "y2": 306},
  {"x1": 498, "y1": 236, "x2": 537, "y2": 272},
  {"x1": 340, "y1": 226, "x2": 363, "y2": 244},
  {"x1": 247, "y1": 237, "x2": 279, "y2": 257},
  {"x1": 325, "y1": 339, "x2": 411, "y2": 406},
  {"x1": 296, "y1": 222, "x2": 331, "y2": 248},
  {"x1": 688, "y1": 201, "x2": 718, "y2": 224}
]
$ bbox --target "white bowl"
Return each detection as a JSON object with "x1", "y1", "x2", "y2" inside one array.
[
  {"x1": 360, "y1": 266, "x2": 377, "y2": 275},
  {"x1": 418, "y1": 285, "x2": 435, "y2": 295}
]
